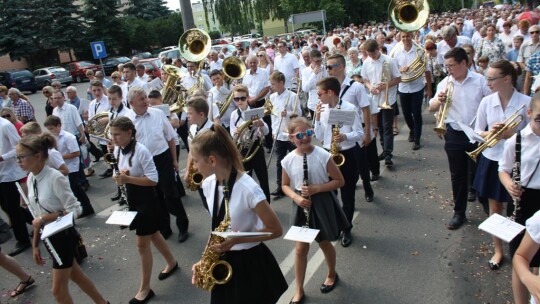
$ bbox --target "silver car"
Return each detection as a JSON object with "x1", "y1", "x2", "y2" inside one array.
[{"x1": 33, "y1": 66, "x2": 73, "y2": 89}]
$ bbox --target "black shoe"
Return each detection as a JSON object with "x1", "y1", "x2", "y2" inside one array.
[
  {"x1": 341, "y1": 232, "x2": 352, "y2": 247},
  {"x1": 8, "y1": 242, "x2": 31, "y2": 257},
  {"x1": 99, "y1": 169, "x2": 113, "y2": 178},
  {"x1": 118, "y1": 198, "x2": 127, "y2": 206},
  {"x1": 378, "y1": 152, "x2": 386, "y2": 161},
  {"x1": 158, "y1": 262, "x2": 179, "y2": 280},
  {"x1": 384, "y1": 158, "x2": 393, "y2": 167},
  {"x1": 111, "y1": 190, "x2": 121, "y2": 201},
  {"x1": 447, "y1": 214, "x2": 467, "y2": 230},
  {"x1": 488, "y1": 258, "x2": 503, "y2": 270},
  {"x1": 412, "y1": 142, "x2": 421, "y2": 150},
  {"x1": 408, "y1": 133, "x2": 414, "y2": 142},
  {"x1": 365, "y1": 193, "x2": 374, "y2": 202},
  {"x1": 289, "y1": 293, "x2": 305, "y2": 304},
  {"x1": 467, "y1": 191, "x2": 477, "y2": 202},
  {"x1": 320, "y1": 274, "x2": 339, "y2": 293},
  {"x1": 370, "y1": 174, "x2": 379, "y2": 181},
  {"x1": 81, "y1": 182, "x2": 90, "y2": 192},
  {"x1": 129, "y1": 289, "x2": 155, "y2": 304},
  {"x1": 271, "y1": 188, "x2": 285, "y2": 197},
  {"x1": 178, "y1": 231, "x2": 188, "y2": 243},
  {"x1": 79, "y1": 208, "x2": 95, "y2": 218},
  {"x1": 161, "y1": 230, "x2": 172, "y2": 240}
]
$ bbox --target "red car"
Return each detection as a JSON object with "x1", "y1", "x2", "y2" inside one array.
[
  {"x1": 65, "y1": 61, "x2": 101, "y2": 83},
  {"x1": 140, "y1": 58, "x2": 162, "y2": 78}
]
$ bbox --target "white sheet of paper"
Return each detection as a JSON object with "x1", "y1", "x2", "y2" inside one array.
[
  {"x1": 106, "y1": 210, "x2": 137, "y2": 226},
  {"x1": 244, "y1": 107, "x2": 265, "y2": 121},
  {"x1": 153, "y1": 104, "x2": 171, "y2": 118},
  {"x1": 457, "y1": 121, "x2": 485, "y2": 143},
  {"x1": 211, "y1": 231, "x2": 272, "y2": 238},
  {"x1": 284, "y1": 225, "x2": 320, "y2": 243},
  {"x1": 327, "y1": 109, "x2": 355, "y2": 125},
  {"x1": 41, "y1": 212, "x2": 75, "y2": 240},
  {"x1": 478, "y1": 213, "x2": 525, "y2": 243}
]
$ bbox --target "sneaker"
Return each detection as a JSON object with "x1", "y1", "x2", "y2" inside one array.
[{"x1": 384, "y1": 158, "x2": 393, "y2": 167}]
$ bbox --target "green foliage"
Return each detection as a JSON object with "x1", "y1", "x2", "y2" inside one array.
[
  {"x1": 205, "y1": 0, "x2": 256, "y2": 35},
  {"x1": 209, "y1": 31, "x2": 222, "y2": 39},
  {"x1": 0, "y1": 0, "x2": 39, "y2": 61},
  {"x1": 124, "y1": 0, "x2": 171, "y2": 20},
  {"x1": 81, "y1": 0, "x2": 124, "y2": 54}
]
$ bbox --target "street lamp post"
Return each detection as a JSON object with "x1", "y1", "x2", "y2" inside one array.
[{"x1": 179, "y1": 0, "x2": 195, "y2": 31}]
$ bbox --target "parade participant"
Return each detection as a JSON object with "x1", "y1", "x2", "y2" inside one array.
[
  {"x1": 500, "y1": 95, "x2": 540, "y2": 304},
  {"x1": 190, "y1": 123, "x2": 287, "y2": 304},
  {"x1": 513, "y1": 210, "x2": 540, "y2": 304},
  {"x1": 1, "y1": 247, "x2": 34, "y2": 298},
  {"x1": 0, "y1": 116, "x2": 31, "y2": 257},
  {"x1": 393, "y1": 31, "x2": 432, "y2": 150},
  {"x1": 121, "y1": 63, "x2": 149, "y2": 105},
  {"x1": 182, "y1": 61, "x2": 212, "y2": 92},
  {"x1": 473, "y1": 60, "x2": 530, "y2": 270},
  {"x1": 189, "y1": 88, "x2": 220, "y2": 124},
  {"x1": 109, "y1": 117, "x2": 178, "y2": 304},
  {"x1": 44, "y1": 115, "x2": 95, "y2": 218},
  {"x1": 314, "y1": 77, "x2": 364, "y2": 247},
  {"x1": 125, "y1": 87, "x2": 189, "y2": 243},
  {"x1": 281, "y1": 117, "x2": 349, "y2": 303},
  {"x1": 184, "y1": 97, "x2": 213, "y2": 185},
  {"x1": 302, "y1": 49, "x2": 328, "y2": 118},
  {"x1": 429, "y1": 47, "x2": 491, "y2": 229},
  {"x1": 361, "y1": 39, "x2": 400, "y2": 168},
  {"x1": 111, "y1": 71, "x2": 123, "y2": 86},
  {"x1": 241, "y1": 55, "x2": 272, "y2": 151},
  {"x1": 17, "y1": 134, "x2": 109, "y2": 304},
  {"x1": 1, "y1": 107, "x2": 23, "y2": 136},
  {"x1": 8, "y1": 88, "x2": 35, "y2": 124},
  {"x1": 209, "y1": 70, "x2": 235, "y2": 131},
  {"x1": 20, "y1": 122, "x2": 68, "y2": 176},
  {"x1": 268, "y1": 71, "x2": 301, "y2": 198},
  {"x1": 0, "y1": 86, "x2": 9, "y2": 109},
  {"x1": 274, "y1": 41, "x2": 301, "y2": 89},
  {"x1": 229, "y1": 85, "x2": 271, "y2": 202},
  {"x1": 208, "y1": 51, "x2": 223, "y2": 71},
  {"x1": 88, "y1": 80, "x2": 112, "y2": 178},
  {"x1": 43, "y1": 86, "x2": 55, "y2": 116},
  {"x1": 346, "y1": 48, "x2": 362, "y2": 77},
  {"x1": 52, "y1": 90, "x2": 86, "y2": 145},
  {"x1": 95, "y1": 71, "x2": 112, "y2": 89},
  {"x1": 327, "y1": 53, "x2": 374, "y2": 200}
]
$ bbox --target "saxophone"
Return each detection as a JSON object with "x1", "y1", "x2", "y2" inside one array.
[
  {"x1": 187, "y1": 160, "x2": 204, "y2": 191},
  {"x1": 330, "y1": 124, "x2": 345, "y2": 167},
  {"x1": 194, "y1": 181, "x2": 233, "y2": 291}
]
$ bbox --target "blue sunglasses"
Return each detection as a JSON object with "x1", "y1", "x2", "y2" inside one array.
[{"x1": 291, "y1": 129, "x2": 314, "y2": 139}]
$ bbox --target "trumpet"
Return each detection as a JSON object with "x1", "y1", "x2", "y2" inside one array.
[
  {"x1": 466, "y1": 104, "x2": 525, "y2": 161},
  {"x1": 434, "y1": 78, "x2": 454, "y2": 136},
  {"x1": 379, "y1": 61, "x2": 393, "y2": 110},
  {"x1": 330, "y1": 124, "x2": 345, "y2": 167}
]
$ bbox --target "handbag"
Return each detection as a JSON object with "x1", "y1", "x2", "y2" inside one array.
[{"x1": 73, "y1": 229, "x2": 88, "y2": 264}]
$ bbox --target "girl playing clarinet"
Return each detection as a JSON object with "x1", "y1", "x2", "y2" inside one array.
[
  {"x1": 16, "y1": 134, "x2": 109, "y2": 304},
  {"x1": 281, "y1": 117, "x2": 349, "y2": 304},
  {"x1": 190, "y1": 123, "x2": 287, "y2": 304}
]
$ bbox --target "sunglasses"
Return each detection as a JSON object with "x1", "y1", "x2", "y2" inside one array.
[
  {"x1": 257, "y1": 55, "x2": 264, "y2": 57},
  {"x1": 233, "y1": 96, "x2": 247, "y2": 102},
  {"x1": 1, "y1": 114, "x2": 10, "y2": 118},
  {"x1": 112, "y1": 76, "x2": 119, "y2": 79},
  {"x1": 290, "y1": 129, "x2": 314, "y2": 139},
  {"x1": 531, "y1": 31, "x2": 540, "y2": 34},
  {"x1": 326, "y1": 63, "x2": 340, "y2": 70}
]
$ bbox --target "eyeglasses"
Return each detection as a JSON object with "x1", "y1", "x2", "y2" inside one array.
[
  {"x1": 233, "y1": 96, "x2": 247, "y2": 102},
  {"x1": 444, "y1": 63, "x2": 458, "y2": 70},
  {"x1": 16, "y1": 153, "x2": 35, "y2": 162},
  {"x1": 1, "y1": 114, "x2": 10, "y2": 118},
  {"x1": 317, "y1": 90, "x2": 327, "y2": 97},
  {"x1": 326, "y1": 63, "x2": 341, "y2": 70},
  {"x1": 290, "y1": 129, "x2": 314, "y2": 139},
  {"x1": 486, "y1": 75, "x2": 506, "y2": 82},
  {"x1": 531, "y1": 31, "x2": 540, "y2": 34}
]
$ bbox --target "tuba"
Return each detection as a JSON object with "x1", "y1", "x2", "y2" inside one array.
[
  {"x1": 390, "y1": 40, "x2": 427, "y2": 82},
  {"x1": 87, "y1": 112, "x2": 110, "y2": 141},
  {"x1": 388, "y1": 0, "x2": 430, "y2": 32},
  {"x1": 179, "y1": 29, "x2": 212, "y2": 97},
  {"x1": 218, "y1": 57, "x2": 246, "y2": 117},
  {"x1": 434, "y1": 79, "x2": 454, "y2": 136},
  {"x1": 330, "y1": 124, "x2": 345, "y2": 167},
  {"x1": 162, "y1": 65, "x2": 187, "y2": 114},
  {"x1": 466, "y1": 104, "x2": 525, "y2": 161},
  {"x1": 194, "y1": 180, "x2": 233, "y2": 291},
  {"x1": 234, "y1": 100, "x2": 273, "y2": 163}
]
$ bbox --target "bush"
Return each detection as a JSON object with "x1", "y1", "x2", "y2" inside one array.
[{"x1": 209, "y1": 31, "x2": 221, "y2": 39}]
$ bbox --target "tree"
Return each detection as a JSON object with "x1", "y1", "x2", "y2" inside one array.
[
  {"x1": 203, "y1": 0, "x2": 256, "y2": 35},
  {"x1": 0, "y1": 0, "x2": 40, "y2": 62},
  {"x1": 81, "y1": 0, "x2": 124, "y2": 55},
  {"x1": 124, "y1": 0, "x2": 171, "y2": 20}
]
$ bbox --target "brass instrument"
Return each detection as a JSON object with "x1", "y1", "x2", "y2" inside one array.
[
  {"x1": 389, "y1": 0, "x2": 430, "y2": 32},
  {"x1": 179, "y1": 29, "x2": 212, "y2": 97},
  {"x1": 194, "y1": 180, "x2": 233, "y2": 291},
  {"x1": 104, "y1": 153, "x2": 129, "y2": 204},
  {"x1": 162, "y1": 65, "x2": 187, "y2": 114},
  {"x1": 434, "y1": 79, "x2": 454, "y2": 136},
  {"x1": 330, "y1": 124, "x2": 345, "y2": 167},
  {"x1": 187, "y1": 160, "x2": 204, "y2": 191},
  {"x1": 390, "y1": 41, "x2": 427, "y2": 82},
  {"x1": 234, "y1": 100, "x2": 273, "y2": 163},
  {"x1": 379, "y1": 61, "x2": 393, "y2": 110},
  {"x1": 218, "y1": 57, "x2": 246, "y2": 117},
  {"x1": 87, "y1": 112, "x2": 110, "y2": 140},
  {"x1": 466, "y1": 104, "x2": 525, "y2": 161}
]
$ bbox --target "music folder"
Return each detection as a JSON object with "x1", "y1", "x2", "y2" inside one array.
[
  {"x1": 478, "y1": 213, "x2": 525, "y2": 243},
  {"x1": 41, "y1": 212, "x2": 75, "y2": 240},
  {"x1": 284, "y1": 226, "x2": 320, "y2": 243}
]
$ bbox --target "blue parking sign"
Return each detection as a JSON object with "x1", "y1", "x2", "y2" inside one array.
[{"x1": 90, "y1": 41, "x2": 107, "y2": 59}]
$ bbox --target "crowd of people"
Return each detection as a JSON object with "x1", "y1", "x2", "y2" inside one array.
[{"x1": 2, "y1": 2, "x2": 540, "y2": 303}]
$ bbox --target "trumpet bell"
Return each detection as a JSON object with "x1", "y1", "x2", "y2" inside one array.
[
  {"x1": 179, "y1": 29, "x2": 211, "y2": 62},
  {"x1": 389, "y1": 0, "x2": 430, "y2": 32},
  {"x1": 222, "y1": 56, "x2": 246, "y2": 80}
]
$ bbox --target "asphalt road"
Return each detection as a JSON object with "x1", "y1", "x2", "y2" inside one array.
[{"x1": 0, "y1": 84, "x2": 514, "y2": 304}]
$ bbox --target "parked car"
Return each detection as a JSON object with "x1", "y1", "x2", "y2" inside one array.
[
  {"x1": 102, "y1": 56, "x2": 131, "y2": 75},
  {"x1": 65, "y1": 61, "x2": 101, "y2": 83},
  {"x1": 133, "y1": 52, "x2": 152, "y2": 59},
  {"x1": 140, "y1": 58, "x2": 162, "y2": 78},
  {"x1": 210, "y1": 44, "x2": 236, "y2": 55},
  {"x1": 158, "y1": 47, "x2": 180, "y2": 60},
  {"x1": 0, "y1": 69, "x2": 38, "y2": 94},
  {"x1": 33, "y1": 67, "x2": 72, "y2": 89}
]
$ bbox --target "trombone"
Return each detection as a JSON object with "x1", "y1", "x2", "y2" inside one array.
[
  {"x1": 379, "y1": 61, "x2": 393, "y2": 110},
  {"x1": 466, "y1": 104, "x2": 525, "y2": 161}
]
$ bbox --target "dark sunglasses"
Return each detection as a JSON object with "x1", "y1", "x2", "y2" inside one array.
[
  {"x1": 326, "y1": 63, "x2": 340, "y2": 70},
  {"x1": 112, "y1": 76, "x2": 119, "y2": 79},
  {"x1": 531, "y1": 31, "x2": 540, "y2": 34},
  {"x1": 1, "y1": 114, "x2": 10, "y2": 118},
  {"x1": 233, "y1": 96, "x2": 247, "y2": 102},
  {"x1": 290, "y1": 129, "x2": 314, "y2": 139}
]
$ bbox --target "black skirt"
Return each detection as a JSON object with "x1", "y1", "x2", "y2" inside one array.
[
  {"x1": 211, "y1": 243, "x2": 287, "y2": 304},
  {"x1": 46, "y1": 227, "x2": 78, "y2": 269},
  {"x1": 509, "y1": 188, "x2": 540, "y2": 267},
  {"x1": 125, "y1": 184, "x2": 159, "y2": 236},
  {"x1": 472, "y1": 154, "x2": 511, "y2": 202},
  {"x1": 291, "y1": 191, "x2": 351, "y2": 242}
]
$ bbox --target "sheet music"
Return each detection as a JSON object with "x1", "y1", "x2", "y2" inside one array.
[
  {"x1": 106, "y1": 210, "x2": 137, "y2": 226},
  {"x1": 243, "y1": 107, "x2": 264, "y2": 121},
  {"x1": 211, "y1": 231, "x2": 272, "y2": 238},
  {"x1": 284, "y1": 226, "x2": 320, "y2": 243},
  {"x1": 457, "y1": 121, "x2": 486, "y2": 143},
  {"x1": 327, "y1": 109, "x2": 355, "y2": 125},
  {"x1": 41, "y1": 212, "x2": 75, "y2": 239},
  {"x1": 152, "y1": 104, "x2": 171, "y2": 118},
  {"x1": 478, "y1": 213, "x2": 525, "y2": 243}
]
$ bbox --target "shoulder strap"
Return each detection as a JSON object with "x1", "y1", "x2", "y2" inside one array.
[{"x1": 339, "y1": 80, "x2": 355, "y2": 99}]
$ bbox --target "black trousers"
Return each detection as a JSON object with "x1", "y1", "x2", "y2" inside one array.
[
  {"x1": 444, "y1": 126, "x2": 477, "y2": 216},
  {"x1": 178, "y1": 123, "x2": 189, "y2": 153},
  {"x1": 243, "y1": 144, "x2": 271, "y2": 203},
  {"x1": 399, "y1": 88, "x2": 424, "y2": 142},
  {"x1": 377, "y1": 108, "x2": 394, "y2": 159},
  {"x1": 68, "y1": 172, "x2": 94, "y2": 214},
  {"x1": 0, "y1": 182, "x2": 29, "y2": 245},
  {"x1": 355, "y1": 145, "x2": 374, "y2": 197},
  {"x1": 274, "y1": 140, "x2": 294, "y2": 189},
  {"x1": 366, "y1": 138, "x2": 380, "y2": 176},
  {"x1": 153, "y1": 149, "x2": 189, "y2": 234},
  {"x1": 337, "y1": 145, "x2": 360, "y2": 232},
  {"x1": 254, "y1": 99, "x2": 273, "y2": 149}
]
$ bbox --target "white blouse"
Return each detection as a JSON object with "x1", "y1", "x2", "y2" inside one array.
[
  {"x1": 499, "y1": 124, "x2": 540, "y2": 189},
  {"x1": 281, "y1": 146, "x2": 331, "y2": 191},
  {"x1": 270, "y1": 89, "x2": 301, "y2": 141},
  {"x1": 55, "y1": 130, "x2": 80, "y2": 173},
  {"x1": 113, "y1": 142, "x2": 158, "y2": 183}
]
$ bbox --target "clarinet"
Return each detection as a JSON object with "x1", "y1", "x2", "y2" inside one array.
[
  {"x1": 511, "y1": 132, "x2": 522, "y2": 221},
  {"x1": 104, "y1": 153, "x2": 129, "y2": 208},
  {"x1": 302, "y1": 153, "x2": 311, "y2": 228}
]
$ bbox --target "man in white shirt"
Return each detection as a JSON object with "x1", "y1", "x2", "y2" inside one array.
[
  {"x1": 181, "y1": 61, "x2": 212, "y2": 93},
  {"x1": 437, "y1": 25, "x2": 472, "y2": 66},
  {"x1": 136, "y1": 63, "x2": 149, "y2": 82},
  {"x1": 121, "y1": 63, "x2": 148, "y2": 105},
  {"x1": 274, "y1": 41, "x2": 300, "y2": 89},
  {"x1": 208, "y1": 50, "x2": 223, "y2": 71},
  {"x1": 301, "y1": 49, "x2": 328, "y2": 118},
  {"x1": 88, "y1": 80, "x2": 111, "y2": 177},
  {"x1": 52, "y1": 90, "x2": 86, "y2": 143}
]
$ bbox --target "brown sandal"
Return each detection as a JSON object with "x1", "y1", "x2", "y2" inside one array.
[{"x1": 10, "y1": 276, "x2": 34, "y2": 297}]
